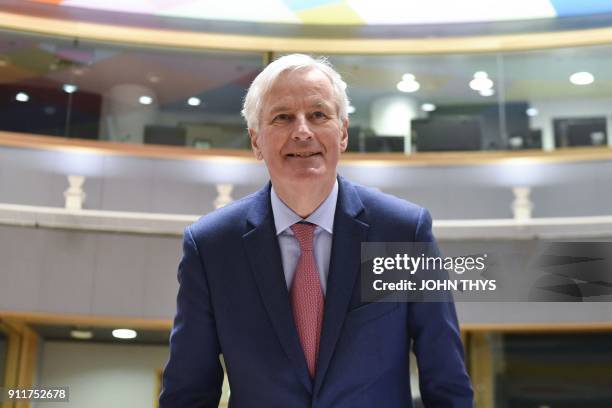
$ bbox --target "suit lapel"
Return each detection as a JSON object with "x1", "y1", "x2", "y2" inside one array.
[
  {"x1": 314, "y1": 177, "x2": 369, "y2": 396},
  {"x1": 242, "y1": 184, "x2": 313, "y2": 393}
]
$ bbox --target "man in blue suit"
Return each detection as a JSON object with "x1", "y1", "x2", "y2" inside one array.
[{"x1": 160, "y1": 54, "x2": 473, "y2": 407}]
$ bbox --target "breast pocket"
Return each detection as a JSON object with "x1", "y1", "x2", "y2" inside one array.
[{"x1": 345, "y1": 301, "x2": 400, "y2": 328}]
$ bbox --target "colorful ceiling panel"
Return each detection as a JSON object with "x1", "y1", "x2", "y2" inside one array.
[{"x1": 22, "y1": 0, "x2": 612, "y2": 25}]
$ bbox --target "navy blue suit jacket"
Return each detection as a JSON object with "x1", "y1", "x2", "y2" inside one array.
[{"x1": 160, "y1": 176, "x2": 473, "y2": 407}]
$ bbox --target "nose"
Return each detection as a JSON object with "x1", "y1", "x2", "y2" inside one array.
[{"x1": 292, "y1": 114, "x2": 314, "y2": 141}]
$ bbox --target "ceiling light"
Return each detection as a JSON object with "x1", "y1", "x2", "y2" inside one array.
[
  {"x1": 474, "y1": 71, "x2": 488, "y2": 79},
  {"x1": 526, "y1": 108, "x2": 539, "y2": 117},
  {"x1": 421, "y1": 103, "x2": 436, "y2": 112},
  {"x1": 139, "y1": 96, "x2": 153, "y2": 105},
  {"x1": 187, "y1": 97, "x2": 201, "y2": 107},
  {"x1": 569, "y1": 71, "x2": 594, "y2": 85},
  {"x1": 397, "y1": 73, "x2": 420, "y2": 93},
  {"x1": 397, "y1": 80, "x2": 420, "y2": 93},
  {"x1": 63, "y1": 84, "x2": 78, "y2": 94},
  {"x1": 15, "y1": 92, "x2": 29, "y2": 102},
  {"x1": 479, "y1": 88, "x2": 495, "y2": 97},
  {"x1": 470, "y1": 77, "x2": 494, "y2": 91},
  {"x1": 347, "y1": 104, "x2": 356, "y2": 114},
  {"x1": 70, "y1": 329, "x2": 93, "y2": 340},
  {"x1": 112, "y1": 328, "x2": 137, "y2": 339}
]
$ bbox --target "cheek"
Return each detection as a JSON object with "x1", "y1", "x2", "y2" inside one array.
[
  {"x1": 326, "y1": 131, "x2": 345, "y2": 150},
  {"x1": 261, "y1": 138, "x2": 286, "y2": 160}
]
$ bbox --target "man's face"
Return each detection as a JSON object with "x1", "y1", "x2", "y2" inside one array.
[{"x1": 249, "y1": 68, "x2": 348, "y2": 190}]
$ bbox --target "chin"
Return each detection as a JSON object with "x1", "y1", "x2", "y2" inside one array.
[{"x1": 279, "y1": 170, "x2": 327, "y2": 186}]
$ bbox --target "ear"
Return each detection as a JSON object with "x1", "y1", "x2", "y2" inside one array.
[
  {"x1": 339, "y1": 118, "x2": 349, "y2": 153},
  {"x1": 248, "y1": 128, "x2": 263, "y2": 160}
]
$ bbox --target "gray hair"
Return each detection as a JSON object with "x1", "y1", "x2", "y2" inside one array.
[{"x1": 241, "y1": 54, "x2": 349, "y2": 131}]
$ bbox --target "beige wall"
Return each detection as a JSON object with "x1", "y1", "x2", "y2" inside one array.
[{"x1": 35, "y1": 341, "x2": 168, "y2": 408}]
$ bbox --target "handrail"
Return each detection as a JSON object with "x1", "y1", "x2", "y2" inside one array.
[
  {"x1": 2, "y1": 131, "x2": 612, "y2": 167},
  {"x1": 2, "y1": 202, "x2": 611, "y2": 239}
]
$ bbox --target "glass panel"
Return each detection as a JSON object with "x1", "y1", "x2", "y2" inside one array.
[
  {"x1": 0, "y1": 29, "x2": 264, "y2": 149},
  {"x1": 494, "y1": 333, "x2": 612, "y2": 407},
  {"x1": 3, "y1": 26, "x2": 612, "y2": 154},
  {"x1": 328, "y1": 53, "x2": 501, "y2": 153},
  {"x1": 500, "y1": 44, "x2": 612, "y2": 151}
]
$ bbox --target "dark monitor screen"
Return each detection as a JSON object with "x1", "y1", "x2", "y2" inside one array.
[
  {"x1": 412, "y1": 116, "x2": 482, "y2": 152},
  {"x1": 144, "y1": 125, "x2": 187, "y2": 146},
  {"x1": 364, "y1": 136, "x2": 405, "y2": 152},
  {"x1": 346, "y1": 126, "x2": 362, "y2": 152},
  {"x1": 553, "y1": 117, "x2": 607, "y2": 147}
]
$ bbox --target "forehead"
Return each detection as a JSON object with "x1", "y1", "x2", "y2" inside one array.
[{"x1": 263, "y1": 68, "x2": 335, "y2": 107}]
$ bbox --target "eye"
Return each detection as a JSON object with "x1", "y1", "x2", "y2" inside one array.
[
  {"x1": 272, "y1": 113, "x2": 290, "y2": 123},
  {"x1": 312, "y1": 111, "x2": 328, "y2": 120}
]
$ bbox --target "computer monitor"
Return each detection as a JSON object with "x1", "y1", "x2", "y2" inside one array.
[
  {"x1": 364, "y1": 136, "x2": 405, "y2": 153},
  {"x1": 346, "y1": 126, "x2": 362, "y2": 152},
  {"x1": 144, "y1": 125, "x2": 187, "y2": 146},
  {"x1": 553, "y1": 117, "x2": 607, "y2": 147},
  {"x1": 412, "y1": 116, "x2": 482, "y2": 151}
]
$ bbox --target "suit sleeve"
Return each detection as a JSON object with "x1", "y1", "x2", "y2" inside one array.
[
  {"x1": 409, "y1": 208, "x2": 474, "y2": 408},
  {"x1": 159, "y1": 226, "x2": 224, "y2": 408}
]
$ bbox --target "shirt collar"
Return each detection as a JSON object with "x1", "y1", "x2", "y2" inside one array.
[{"x1": 271, "y1": 179, "x2": 338, "y2": 236}]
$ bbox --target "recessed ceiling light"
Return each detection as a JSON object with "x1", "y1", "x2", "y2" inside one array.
[
  {"x1": 421, "y1": 103, "x2": 436, "y2": 112},
  {"x1": 63, "y1": 84, "x2": 78, "y2": 94},
  {"x1": 139, "y1": 96, "x2": 153, "y2": 105},
  {"x1": 474, "y1": 71, "x2": 489, "y2": 79},
  {"x1": 569, "y1": 71, "x2": 594, "y2": 85},
  {"x1": 470, "y1": 76, "x2": 494, "y2": 91},
  {"x1": 112, "y1": 328, "x2": 137, "y2": 339},
  {"x1": 187, "y1": 97, "x2": 201, "y2": 106},
  {"x1": 397, "y1": 74, "x2": 420, "y2": 93},
  {"x1": 70, "y1": 329, "x2": 93, "y2": 340},
  {"x1": 526, "y1": 108, "x2": 539, "y2": 117},
  {"x1": 15, "y1": 92, "x2": 29, "y2": 102},
  {"x1": 347, "y1": 104, "x2": 356, "y2": 114},
  {"x1": 479, "y1": 88, "x2": 495, "y2": 97},
  {"x1": 397, "y1": 80, "x2": 420, "y2": 93}
]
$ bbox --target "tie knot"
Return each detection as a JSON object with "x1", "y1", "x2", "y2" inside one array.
[{"x1": 291, "y1": 222, "x2": 316, "y2": 251}]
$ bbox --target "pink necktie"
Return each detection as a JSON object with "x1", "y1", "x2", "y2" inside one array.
[{"x1": 290, "y1": 222, "x2": 324, "y2": 378}]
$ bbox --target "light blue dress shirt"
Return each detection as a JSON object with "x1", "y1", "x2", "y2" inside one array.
[{"x1": 270, "y1": 180, "x2": 338, "y2": 296}]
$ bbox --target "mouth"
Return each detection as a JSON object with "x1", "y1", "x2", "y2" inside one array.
[{"x1": 286, "y1": 152, "x2": 321, "y2": 158}]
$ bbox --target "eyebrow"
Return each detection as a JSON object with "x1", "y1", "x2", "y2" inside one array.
[
  {"x1": 266, "y1": 105, "x2": 290, "y2": 117},
  {"x1": 266, "y1": 100, "x2": 334, "y2": 116}
]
